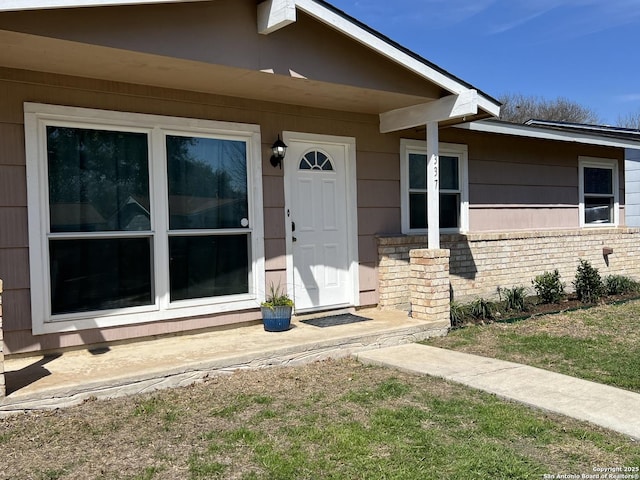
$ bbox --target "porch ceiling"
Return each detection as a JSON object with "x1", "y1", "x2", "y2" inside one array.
[{"x1": 0, "y1": 29, "x2": 441, "y2": 115}]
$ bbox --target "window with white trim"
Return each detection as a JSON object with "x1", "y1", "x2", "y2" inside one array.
[
  {"x1": 400, "y1": 139, "x2": 468, "y2": 234},
  {"x1": 579, "y1": 156, "x2": 619, "y2": 227},
  {"x1": 25, "y1": 103, "x2": 264, "y2": 334}
]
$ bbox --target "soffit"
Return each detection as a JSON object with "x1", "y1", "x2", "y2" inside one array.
[
  {"x1": 0, "y1": 1, "x2": 454, "y2": 115},
  {"x1": 0, "y1": 29, "x2": 439, "y2": 115}
]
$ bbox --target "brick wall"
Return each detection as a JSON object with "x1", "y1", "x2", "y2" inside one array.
[
  {"x1": 378, "y1": 228, "x2": 640, "y2": 308},
  {"x1": 0, "y1": 279, "x2": 4, "y2": 398},
  {"x1": 409, "y1": 249, "x2": 450, "y2": 323}
]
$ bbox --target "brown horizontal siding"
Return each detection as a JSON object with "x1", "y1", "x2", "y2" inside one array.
[
  {"x1": 0, "y1": 166, "x2": 27, "y2": 206},
  {"x1": 358, "y1": 234, "x2": 378, "y2": 265},
  {"x1": 0, "y1": 123, "x2": 25, "y2": 165},
  {"x1": 1, "y1": 289, "x2": 30, "y2": 332},
  {"x1": 358, "y1": 262, "x2": 377, "y2": 292},
  {"x1": 0, "y1": 67, "x2": 394, "y2": 354},
  {"x1": 470, "y1": 160, "x2": 577, "y2": 187},
  {"x1": 0, "y1": 207, "x2": 28, "y2": 248},
  {"x1": 358, "y1": 207, "x2": 401, "y2": 237},
  {"x1": 441, "y1": 128, "x2": 624, "y2": 166},
  {"x1": 469, "y1": 207, "x2": 579, "y2": 232},
  {"x1": 357, "y1": 180, "x2": 399, "y2": 208},
  {"x1": 356, "y1": 151, "x2": 400, "y2": 181},
  {"x1": 264, "y1": 238, "x2": 286, "y2": 271},
  {"x1": 0, "y1": 248, "x2": 29, "y2": 290},
  {"x1": 262, "y1": 175, "x2": 285, "y2": 209},
  {"x1": 470, "y1": 184, "x2": 578, "y2": 206}
]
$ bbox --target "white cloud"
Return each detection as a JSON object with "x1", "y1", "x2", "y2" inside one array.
[
  {"x1": 615, "y1": 94, "x2": 640, "y2": 103},
  {"x1": 344, "y1": 0, "x2": 640, "y2": 42}
]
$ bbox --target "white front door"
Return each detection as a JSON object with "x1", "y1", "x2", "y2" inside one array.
[{"x1": 284, "y1": 133, "x2": 358, "y2": 312}]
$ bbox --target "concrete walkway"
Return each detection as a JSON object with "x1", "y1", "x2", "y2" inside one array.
[
  {"x1": 357, "y1": 344, "x2": 640, "y2": 441},
  {"x1": 0, "y1": 309, "x2": 449, "y2": 415}
]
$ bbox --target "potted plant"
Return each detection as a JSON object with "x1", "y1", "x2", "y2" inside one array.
[{"x1": 261, "y1": 283, "x2": 294, "y2": 332}]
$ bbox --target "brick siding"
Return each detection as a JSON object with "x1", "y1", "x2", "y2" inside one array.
[
  {"x1": 409, "y1": 249, "x2": 450, "y2": 323},
  {"x1": 378, "y1": 228, "x2": 640, "y2": 309}
]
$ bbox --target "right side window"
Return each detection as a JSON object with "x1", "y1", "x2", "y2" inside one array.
[{"x1": 579, "y1": 157, "x2": 619, "y2": 226}]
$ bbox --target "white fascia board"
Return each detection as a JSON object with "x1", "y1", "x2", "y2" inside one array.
[
  {"x1": 258, "y1": 0, "x2": 296, "y2": 35},
  {"x1": 380, "y1": 90, "x2": 478, "y2": 133},
  {"x1": 295, "y1": 0, "x2": 500, "y2": 113},
  {"x1": 456, "y1": 120, "x2": 640, "y2": 150},
  {"x1": 0, "y1": 0, "x2": 203, "y2": 11}
]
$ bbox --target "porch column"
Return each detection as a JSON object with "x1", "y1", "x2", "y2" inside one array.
[
  {"x1": 426, "y1": 121, "x2": 439, "y2": 249},
  {"x1": 379, "y1": 90, "x2": 479, "y2": 250}
]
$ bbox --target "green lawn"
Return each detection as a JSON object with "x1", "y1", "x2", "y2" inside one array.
[
  {"x1": 1, "y1": 357, "x2": 639, "y2": 479},
  {"x1": 426, "y1": 299, "x2": 640, "y2": 393}
]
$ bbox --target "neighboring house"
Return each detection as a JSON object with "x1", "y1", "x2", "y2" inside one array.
[{"x1": 0, "y1": 0, "x2": 640, "y2": 359}]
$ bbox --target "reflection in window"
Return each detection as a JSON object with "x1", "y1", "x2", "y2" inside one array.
[
  {"x1": 299, "y1": 151, "x2": 334, "y2": 171},
  {"x1": 47, "y1": 126, "x2": 150, "y2": 232},
  {"x1": 50, "y1": 237, "x2": 152, "y2": 314},
  {"x1": 167, "y1": 136, "x2": 248, "y2": 230},
  {"x1": 408, "y1": 153, "x2": 461, "y2": 230},
  {"x1": 169, "y1": 235, "x2": 249, "y2": 301},
  {"x1": 28, "y1": 104, "x2": 264, "y2": 330},
  {"x1": 46, "y1": 126, "x2": 154, "y2": 315},
  {"x1": 582, "y1": 164, "x2": 615, "y2": 224},
  {"x1": 166, "y1": 135, "x2": 251, "y2": 301}
]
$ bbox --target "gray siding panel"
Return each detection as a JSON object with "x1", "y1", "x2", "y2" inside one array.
[{"x1": 625, "y1": 149, "x2": 640, "y2": 227}]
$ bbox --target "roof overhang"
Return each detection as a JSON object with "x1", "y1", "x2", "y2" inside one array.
[
  {"x1": 456, "y1": 119, "x2": 640, "y2": 150},
  {"x1": 258, "y1": 0, "x2": 500, "y2": 128},
  {"x1": 0, "y1": 0, "x2": 501, "y2": 127},
  {"x1": 0, "y1": 0, "x2": 203, "y2": 11}
]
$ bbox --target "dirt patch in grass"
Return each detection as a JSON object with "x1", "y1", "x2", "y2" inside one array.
[{"x1": 1, "y1": 359, "x2": 639, "y2": 479}]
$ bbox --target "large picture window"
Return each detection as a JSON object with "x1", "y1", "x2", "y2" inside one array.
[
  {"x1": 25, "y1": 103, "x2": 264, "y2": 333},
  {"x1": 579, "y1": 157, "x2": 619, "y2": 227},
  {"x1": 400, "y1": 139, "x2": 468, "y2": 234}
]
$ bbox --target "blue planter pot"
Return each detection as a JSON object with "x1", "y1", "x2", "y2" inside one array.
[{"x1": 261, "y1": 306, "x2": 293, "y2": 332}]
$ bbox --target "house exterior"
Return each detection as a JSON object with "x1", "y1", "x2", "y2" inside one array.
[
  {"x1": 524, "y1": 120, "x2": 640, "y2": 228},
  {"x1": 0, "y1": 0, "x2": 640, "y2": 369}
]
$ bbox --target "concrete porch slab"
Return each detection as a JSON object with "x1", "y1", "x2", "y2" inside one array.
[{"x1": 1, "y1": 308, "x2": 449, "y2": 415}]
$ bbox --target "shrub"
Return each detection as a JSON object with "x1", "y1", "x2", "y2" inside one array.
[
  {"x1": 498, "y1": 286, "x2": 528, "y2": 312},
  {"x1": 450, "y1": 301, "x2": 468, "y2": 329},
  {"x1": 604, "y1": 275, "x2": 640, "y2": 296},
  {"x1": 468, "y1": 298, "x2": 499, "y2": 321},
  {"x1": 532, "y1": 270, "x2": 565, "y2": 304},
  {"x1": 573, "y1": 260, "x2": 605, "y2": 303}
]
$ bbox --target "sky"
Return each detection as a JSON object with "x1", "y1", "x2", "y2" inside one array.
[{"x1": 327, "y1": 0, "x2": 640, "y2": 126}]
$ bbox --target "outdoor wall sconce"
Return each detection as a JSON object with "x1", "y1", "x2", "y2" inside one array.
[{"x1": 270, "y1": 135, "x2": 287, "y2": 169}]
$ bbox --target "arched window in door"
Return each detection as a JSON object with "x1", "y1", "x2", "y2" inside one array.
[{"x1": 299, "y1": 150, "x2": 334, "y2": 171}]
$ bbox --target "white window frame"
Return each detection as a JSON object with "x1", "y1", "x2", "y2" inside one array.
[
  {"x1": 400, "y1": 139, "x2": 469, "y2": 234},
  {"x1": 578, "y1": 156, "x2": 619, "y2": 228},
  {"x1": 25, "y1": 103, "x2": 265, "y2": 334}
]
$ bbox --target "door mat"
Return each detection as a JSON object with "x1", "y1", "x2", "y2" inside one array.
[{"x1": 300, "y1": 313, "x2": 372, "y2": 328}]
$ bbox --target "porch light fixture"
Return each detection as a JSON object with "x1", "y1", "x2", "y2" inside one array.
[{"x1": 270, "y1": 135, "x2": 287, "y2": 169}]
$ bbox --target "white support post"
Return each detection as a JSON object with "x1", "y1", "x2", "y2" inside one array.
[{"x1": 426, "y1": 121, "x2": 439, "y2": 249}]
